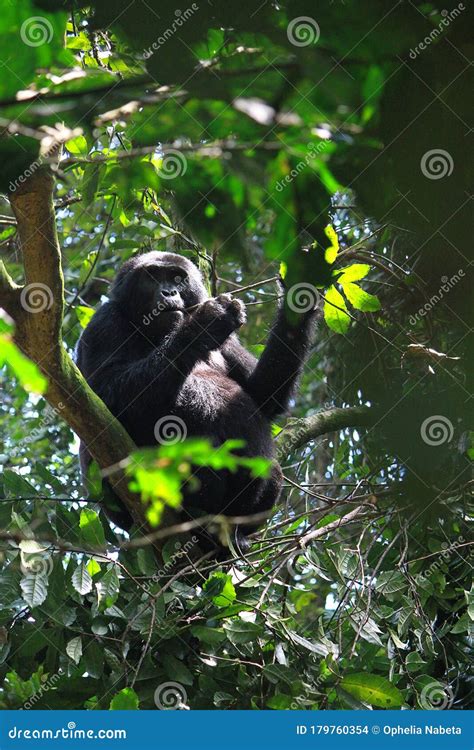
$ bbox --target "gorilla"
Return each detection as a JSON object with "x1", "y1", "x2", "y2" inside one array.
[{"x1": 75, "y1": 251, "x2": 317, "y2": 548}]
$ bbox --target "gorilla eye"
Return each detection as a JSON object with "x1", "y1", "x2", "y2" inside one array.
[{"x1": 174, "y1": 274, "x2": 186, "y2": 285}]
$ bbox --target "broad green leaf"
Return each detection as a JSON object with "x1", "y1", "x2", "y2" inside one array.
[
  {"x1": 337, "y1": 263, "x2": 371, "y2": 282},
  {"x1": 20, "y1": 575, "x2": 48, "y2": 608},
  {"x1": 162, "y1": 654, "x2": 194, "y2": 686},
  {"x1": 66, "y1": 636, "x2": 83, "y2": 664},
  {"x1": 324, "y1": 285, "x2": 350, "y2": 334},
  {"x1": 96, "y1": 566, "x2": 120, "y2": 611},
  {"x1": 110, "y1": 687, "x2": 139, "y2": 710},
  {"x1": 375, "y1": 571, "x2": 407, "y2": 595},
  {"x1": 342, "y1": 282, "x2": 381, "y2": 312},
  {"x1": 71, "y1": 562, "x2": 92, "y2": 595},
  {"x1": 340, "y1": 673, "x2": 403, "y2": 708},
  {"x1": 203, "y1": 572, "x2": 236, "y2": 608},
  {"x1": 79, "y1": 509, "x2": 106, "y2": 549},
  {"x1": 0, "y1": 335, "x2": 47, "y2": 393},
  {"x1": 75, "y1": 305, "x2": 95, "y2": 328},
  {"x1": 224, "y1": 619, "x2": 262, "y2": 645}
]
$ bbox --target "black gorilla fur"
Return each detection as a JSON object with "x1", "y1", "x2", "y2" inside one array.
[{"x1": 76, "y1": 251, "x2": 317, "y2": 547}]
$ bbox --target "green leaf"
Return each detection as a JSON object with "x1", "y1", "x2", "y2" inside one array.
[
  {"x1": 79, "y1": 509, "x2": 106, "y2": 549},
  {"x1": 110, "y1": 687, "x2": 139, "y2": 710},
  {"x1": 20, "y1": 575, "x2": 48, "y2": 608},
  {"x1": 162, "y1": 654, "x2": 194, "y2": 686},
  {"x1": 0, "y1": 335, "x2": 47, "y2": 393},
  {"x1": 341, "y1": 282, "x2": 381, "y2": 312},
  {"x1": 75, "y1": 305, "x2": 95, "y2": 328},
  {"x1": 66, "y1": 636, "x2": 83, "y2": 665},
  {"x1": 96, "y1": 566, "x2": 120, "y2": 611},
  {"x1": 71, "y1": 562, "x2": 93, "y2": 595},
  {"x1": 375, "y1": 571, "x2": 407, "y2": 595},
  {"x1": 324, "y1": 285, "x2": 351, "y2": 334},
  {"x1": 224, "y1": 619, "x2": 262, "y2": 645},
  {"x1": 340, "y1": 673, "x2": 403, "y2": 708},
  {"x1": 324, "y1": 225, "x2": 339, "y2": 264},
  {"x1": 190, "y1": 625, "x2": 226, "y2": 644},
  {"x1": 337, "y1": 263, "x2": 371, "y2": 282},
  {"x1": 203, "y1": 572, "x2": 236, "y2": 607}
]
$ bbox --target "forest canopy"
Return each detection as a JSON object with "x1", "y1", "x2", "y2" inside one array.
[{"x1": 0, "y1": 0, "x2": 472, "y2": 712}]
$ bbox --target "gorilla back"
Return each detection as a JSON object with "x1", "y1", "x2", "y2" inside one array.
[{"x1": 75, "y1": 251, "x2": 317, "y2": 544}]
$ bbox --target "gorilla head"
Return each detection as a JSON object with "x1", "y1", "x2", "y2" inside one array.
[{"x1": 110, "y1": 251, "x2": 208, "y2": 333}]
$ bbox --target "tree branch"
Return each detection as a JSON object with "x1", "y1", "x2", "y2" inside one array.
[
  {"x1": 5, "y1": 169, "x2": 155, "y2": 536},
  {"x1": 276, "y1": 406, "x2": 372, "y2": 459}
]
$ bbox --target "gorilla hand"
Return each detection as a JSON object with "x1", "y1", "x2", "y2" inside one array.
[{"x1": 191, "y1": 294, "x2": 246, "y2": 347}]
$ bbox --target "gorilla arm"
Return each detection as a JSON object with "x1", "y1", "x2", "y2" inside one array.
[{"x1": 222, "y1": 301, "x2": 318, "y2": 420}]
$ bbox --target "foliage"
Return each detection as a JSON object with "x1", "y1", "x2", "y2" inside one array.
[{"x1": 0, "y1": 0, "x2": 471, "y2": 711}]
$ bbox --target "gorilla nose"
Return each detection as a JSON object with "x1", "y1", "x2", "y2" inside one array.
[{"x1": 162, "y1": 288, "x2": 178, "y2": 297}]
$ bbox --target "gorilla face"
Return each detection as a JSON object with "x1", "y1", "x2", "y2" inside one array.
[{"x1": 110, "y1": 251, "x2": 208, "y2": 332}]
